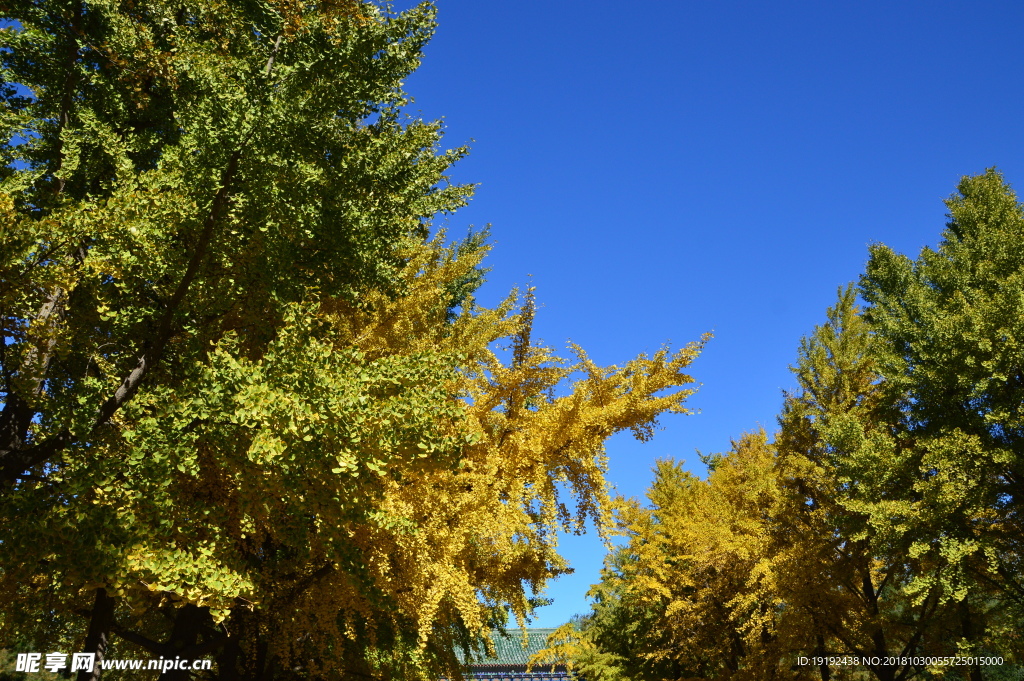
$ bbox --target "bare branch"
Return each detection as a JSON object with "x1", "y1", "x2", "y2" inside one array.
[{"x1": 264, "y1": 35, "x2": 283, "y2": 77}]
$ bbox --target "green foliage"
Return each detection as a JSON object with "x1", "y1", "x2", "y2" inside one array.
[
  {"x1": 775, "y1": 287, "x2": 949, "y2": 680},
  {"x1": 857, "y1": 168, "x2": 1024, "y2": 674},
  {"x1": 861, "y1": 169, "x2": 1024, "y2": 603},
  {"x1": 0, "y1": 0, "x2": 471, "y2": 483}
]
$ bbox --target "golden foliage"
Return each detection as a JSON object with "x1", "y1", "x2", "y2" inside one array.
[{"x1": 0, "y1": 234, "x2": 707, "y2": 679}]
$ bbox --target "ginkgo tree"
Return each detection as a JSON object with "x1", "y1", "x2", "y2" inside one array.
[
  {"x1": 859, "y1": 169, "x2": 1024, "y2": 679},
  {"x1": 0, "y1": 2, "x2": 709, "y2": 679},
  {"x1": 772, "y1": 288, "x2": 951, "y2": 681},
  {"x1": 541, "y1": 171, "x2": 1024, "y2": 681},
  {"x1": 533, "y1": 432, "x2": 788, "y2": 681}
]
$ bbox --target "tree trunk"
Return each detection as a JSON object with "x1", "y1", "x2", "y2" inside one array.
[
  {"x1": 960, "y1": 601, "x2": 984, "y2": 681},
  {"x1": 76, "y1": 589, "x2": 115, "y2": 681},
  {"x1": 861, "y1": 572, "x2": 896, "y2": 681},
  {"x1": 158, "y1": 604, "x2": 207, "y2": 681},
  {"x1": 815, "y1": 634, "x2": 831, "y2": 681}
]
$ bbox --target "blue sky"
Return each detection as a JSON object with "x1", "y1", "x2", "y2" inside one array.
[{"x1": 389, "y1": 0, "x2": 1024, "y2": 627}]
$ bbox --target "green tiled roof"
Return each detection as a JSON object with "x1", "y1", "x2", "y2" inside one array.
[{"x1": 461, "y1": 629, "x2": 557, "y2": 667}]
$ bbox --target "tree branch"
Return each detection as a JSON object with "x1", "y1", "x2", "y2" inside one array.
[
  {"x1": 264, "y1": 35, "x2": 283, "y2": 77},
  {"x1": 95, "y1": 149, "x2": 242, "y2": 428},
  {"x1": 0, "y1": 143, "x2": 247, "y2": 488},
  {"x1": 110, "y1": 623, "x2": 170, "y2": 657}
]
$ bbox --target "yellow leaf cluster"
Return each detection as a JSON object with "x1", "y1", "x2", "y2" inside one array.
[{"x1": 0, "y1": 233, "x2": 706, "y2": 678}]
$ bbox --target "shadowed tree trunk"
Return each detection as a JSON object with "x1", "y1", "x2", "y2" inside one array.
[
  {"x1": 158, "y1": 604, "x2": 207, "y2": 681},
  {"x1": 77, "y1": 589, "x2": 115, "y2": 681}
]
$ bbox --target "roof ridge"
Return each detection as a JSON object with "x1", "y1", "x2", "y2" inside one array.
[{"x1": 456, "y1": 628, "x2": 560, "y2": 666}]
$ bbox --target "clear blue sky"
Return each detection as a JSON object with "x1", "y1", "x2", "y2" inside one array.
[{"x1": 391, "y1": 0, "x2": 1024, "y2": 627}]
